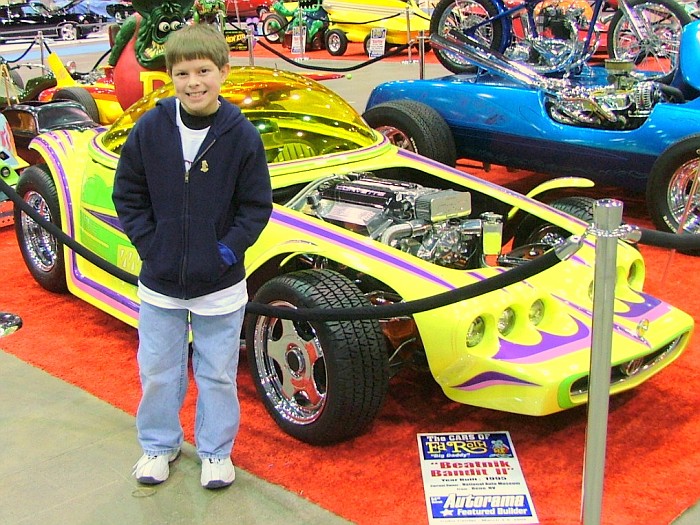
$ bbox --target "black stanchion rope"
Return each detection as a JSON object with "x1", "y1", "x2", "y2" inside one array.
[
  {"x1": 2, "y1": 177, "x2": 567, "y2": 321},
  {"x1": 255, "y1": 38, "x2": 410, "y2": 72}
]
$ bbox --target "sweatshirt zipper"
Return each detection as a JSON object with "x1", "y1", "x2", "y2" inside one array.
[{"x1": 180, "y1": 138, "x2": 217, "y2": 296}]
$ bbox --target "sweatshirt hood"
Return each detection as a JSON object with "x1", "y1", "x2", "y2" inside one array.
[{"x1": 156, "y1": 96, "x2": 247, "y2": 136}]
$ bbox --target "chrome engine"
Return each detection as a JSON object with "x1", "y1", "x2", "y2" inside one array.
[
  {"x1": 547, "y1": 59, "x2": 665, "y2": 129},
  {"x1": 295, "y1": 175, "x2": 502, "y2": 270}
]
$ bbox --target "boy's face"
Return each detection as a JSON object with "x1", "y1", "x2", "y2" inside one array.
[{"x1": 170, "y1": 58, "x2": 230, "y2": 117}]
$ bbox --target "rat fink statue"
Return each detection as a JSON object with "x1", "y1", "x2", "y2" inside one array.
[
  {"x1": 108, "y1": 0, "x2": 195, "y2": 110},
  {"x1": 193, "y1": 0, "x2": 226, "y2": 32},
  {"x1": 271, "y1": 0, "x2": 328, "y2": 50}
]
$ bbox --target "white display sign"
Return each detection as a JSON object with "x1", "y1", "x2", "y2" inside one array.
[
  {"x1": 367, "y1": 27, "x2": 387, "y2": 58},
  {"x1": 417, "y1": 431, "x2": 539, "y2": 524},
  {"x1": 291, "y1": 26, "x2": 307, "y2": 54}
]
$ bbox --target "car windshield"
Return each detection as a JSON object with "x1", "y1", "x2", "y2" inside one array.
[
  {"x1": 102, "y1": 67, "x2": 377, "y2": 164},
  {"x1": 37, "y1": 105, "x2": 94, "y2": 130}
]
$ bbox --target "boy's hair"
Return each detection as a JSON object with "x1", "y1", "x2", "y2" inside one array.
[{"x1": 165, "y1": 24, "x2": 230, "y2": 72}]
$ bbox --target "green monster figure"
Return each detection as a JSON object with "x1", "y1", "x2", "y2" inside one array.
[
  {"x1": 271, "y1": 0, "x2": 328, "y2": 49},
  {"x1": 107, "y1": 0, "x2": 195, "y2": 110},
  {"x1": 192, "y1": 0, "x2": 226, "y2": 31}
]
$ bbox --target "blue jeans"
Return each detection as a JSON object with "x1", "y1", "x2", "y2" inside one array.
[{"x1": 135, "y1": 301, "x2": 244, "y2": 459}]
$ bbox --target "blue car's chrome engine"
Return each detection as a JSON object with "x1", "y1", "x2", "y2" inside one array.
[{"x1": 547, "y1": 60, "x2": 670, "y2": 129}]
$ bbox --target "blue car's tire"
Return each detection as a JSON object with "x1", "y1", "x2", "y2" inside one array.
[
  {"x1": 245, "y1": 269, "x2": 389, "y2": 445},
  {"x1": 362, "y1": 100, "x2": 458, "y2": 167},
  {"x1": 647, "y1": 135, "x2": 700, "y2": 237},
  {"x1": 13, "y1": 165, "x2": 68, "y2": 294}
]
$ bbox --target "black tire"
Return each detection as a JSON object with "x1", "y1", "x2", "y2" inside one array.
[
  {"x1": 13, "y1": 165, "x2": 68, "y2": 293},
  {"x1": 430, "y1": 0, "x2": 504, "y2": 74},
  {"x1": 646, "y1": 135, "x2": 700, "y2": 235},
  {"x1": 513, "y1": 196, "x2": 595, "y2": 247},
  {"x1": 53, "y1": 87, "x2": 100, "y2": 123},
  {"x1": 9, "y1": 68, "x2": 24, "y2": 90},
  {"x1": 607, "y1": 0, "x2": 691, "y2": 76},
  {"x1": 263, "y1": 13, "x2": 287, "y2": 44},
  {"x1": 362, "y1": 100, "x2": 457, "y2": 167},
  {"x1": 245, "y1": 269, "x2": 389, "y2": 445},
  {"x1": 324, "y1": 29, "x2": 348, "y2": 56},
  {"x1": 363, "y1": 34, "x2": 372, "y2": 56}
]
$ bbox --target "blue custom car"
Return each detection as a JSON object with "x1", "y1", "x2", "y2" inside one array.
[{"x1": 363, "y1": 20, "x2": 700, "y2": 235}]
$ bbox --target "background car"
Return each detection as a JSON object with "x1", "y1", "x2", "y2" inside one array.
[
  {"x1": 226, "y1": 0, "x2": 269, "y2": 22},
  {"x1": 263, "y1": 0, "x2": 430, "y2": 56},
  {"x1": 65, "y1": 0, "x2": 135, "y2": 22},
  {"x1": 2, "y1": 100, "x2": 98, "y2": 165},
  {"x1": 0, "y1": 0, "x2": 107, "y2": 43},
  {"x1": 363, "y1": 20, "x2": 700, "y2": 235},
  {"x1": 6, "y1": 66, "x2": 694, "y2": 446}
]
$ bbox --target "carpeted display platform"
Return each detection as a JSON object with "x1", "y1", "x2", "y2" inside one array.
[{"x1": 1, "y1": 164, "x2": 698, "y2": 525}]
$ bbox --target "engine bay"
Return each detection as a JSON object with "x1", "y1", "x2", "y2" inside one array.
[
  {"x1": 286, "y1": 172, "x2": 548, "y2": 271},
  {"x1": 546, "y1": 59, "x2": 681, "y2": 130}
]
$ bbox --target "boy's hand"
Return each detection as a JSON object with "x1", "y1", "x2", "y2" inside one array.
[{"x1": 218, "y1": 242, "x2": 236, "y2": 266}]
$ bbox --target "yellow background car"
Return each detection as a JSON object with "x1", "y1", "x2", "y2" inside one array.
[{"x1": 264, "y1": 0, "x2": 431, "y2": 55}]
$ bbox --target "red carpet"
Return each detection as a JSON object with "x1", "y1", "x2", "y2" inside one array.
[{"x1": 1, "y1": 165, "x2": 699, "y2": 525}]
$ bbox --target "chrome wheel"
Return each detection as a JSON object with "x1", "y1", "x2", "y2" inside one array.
[
  {"x1": 60, "y1": 24, "x2": 78, "y2": 41},
  {"x1": 608, "y1": 0, "x2": 691, "y2": 75},
  {"x1": 251, "y1": 300, "x2": 327, "y2": 426},
  {"x1": 375, "y1": 125, "x2": 417, "y2": 152},
  {"x1": 666, "y1": 157, "x2": 700, "y2": 234},
  {"x1": 21, "y1": 190, "x2": 59, "y2": 272}
]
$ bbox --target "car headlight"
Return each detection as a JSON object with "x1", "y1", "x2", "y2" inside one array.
[
  {"x1": 497, "y1": 307, "x2": 515, "y2": 336},
  {"x1": 627, "y1": 260, "x2": 644, "y2": 290},
  {"x1": 466, "y1": 316, "x2": 485, "y2": 347},
  {"x1": 528, "y1": 299, "x2": 545, "y2": 326}
]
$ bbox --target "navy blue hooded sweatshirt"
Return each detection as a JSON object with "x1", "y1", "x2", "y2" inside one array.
[{"x1": 112, "y1": 96, "x2": 273, "y2": 299}]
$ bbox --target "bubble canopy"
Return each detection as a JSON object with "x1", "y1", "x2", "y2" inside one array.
[{"x1": 101, "y1": 67, "x2": 378, "y2": 163}]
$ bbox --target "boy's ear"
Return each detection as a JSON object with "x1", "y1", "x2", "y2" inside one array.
[{"x1": 220, "y1": 63, "x2": 231, "y2": 81}]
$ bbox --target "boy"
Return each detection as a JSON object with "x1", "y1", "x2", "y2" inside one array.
[{"x1": 112, "y1": 23, "x2": 272, "y2": 489}]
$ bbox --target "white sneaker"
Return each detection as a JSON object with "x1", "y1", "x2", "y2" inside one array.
[
  {"x1": 132, "y1": 450, "x2": 180, "y2": 485},
  {"x1": 201, "y1": 457, "x2": 235, "y2": 489}
]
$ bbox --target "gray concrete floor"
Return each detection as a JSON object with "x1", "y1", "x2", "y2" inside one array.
[{"x1": 0, "y1": 350, "x2": 353, "y2": 525}]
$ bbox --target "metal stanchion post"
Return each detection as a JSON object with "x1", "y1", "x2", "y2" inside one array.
[
  {"x1": 297, "y1": 8, "x2": 309, "y2": 62},
  {"x1": 418, "y1": 30, "x2": 426, "y2": 80},
  {"x1": 247, "y1": 26, "x2": 255, "y2": 66},
  {"x1": 402, "y1": 6, "x2": 417, "y2": 64},
  {"x1": 581, "y1": 199, "x2": 624, "y2": 525},
  {"x1": 38, "y1": 32, "x2": 45, "y2": 66}
]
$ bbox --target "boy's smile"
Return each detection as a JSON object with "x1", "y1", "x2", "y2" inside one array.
[{"x1": 171, "y1": 58, "x2": 230, "y2": 116}]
